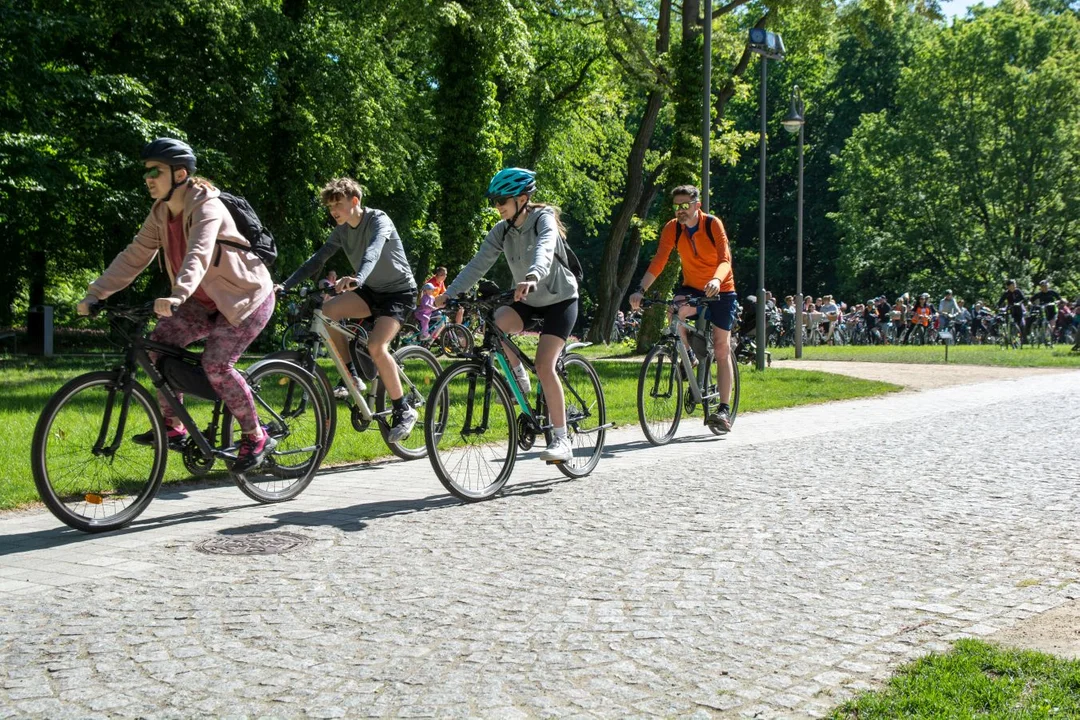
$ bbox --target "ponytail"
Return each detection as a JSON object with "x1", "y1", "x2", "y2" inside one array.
[{"x1": 527, "y1": 202, "x2": 567, "y2": 237}]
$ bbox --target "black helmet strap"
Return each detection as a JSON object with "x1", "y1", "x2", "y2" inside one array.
[{"x1": 162, "y1": 166, "x2": 188, "y2": 202}]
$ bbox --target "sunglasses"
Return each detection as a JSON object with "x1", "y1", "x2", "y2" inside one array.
[
  {"x1": 672, "y1": 201, "x2": 698, "y2": 211},
  {"x1": 143, "y1": 167, "x2": 164, "y2": 179},
  {"x1": 491, "y1": 196, "x2": 516, "y2": 208}
]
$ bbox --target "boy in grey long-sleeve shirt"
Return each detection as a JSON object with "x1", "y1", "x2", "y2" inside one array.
[{"x1": 279, "y1": 178, "x2": 419, "y2": 443}]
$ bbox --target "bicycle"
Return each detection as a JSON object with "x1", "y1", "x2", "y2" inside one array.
[
  {"x1": 636, "y1": 296, "x2": 741, "y2": 446},
  {"x1": 423, "y1": 290, "x2": 609, "y2": 501},
  {"x1": 996, "y1": 306, "x2": 1023, "y2": 349},
  {"x1": 31, "y1": 301, "x2": 327, "y2": 533},
  {"x1": 1026, "y1": 304, "x2": 1056, "y2": 349},
  {"x1": 271, "y1": 285, "x2": 441, "y2": 461}
]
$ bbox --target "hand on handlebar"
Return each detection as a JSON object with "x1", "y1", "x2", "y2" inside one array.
[
  {"x1": 704, "y1": 279, "x2": 721, "y2": 298},
  {"x1": 629, "y1": 292, "x2": 644, "y2": 311},
  {"x1": 335, "y1": 276, "x2": 359, "y2": 294},
  {"x1": 77, "y1": 296, "x2": 98, "y2": 317},
  {"x1": 153, "y1": 298, "x2": 180, "y2": 318},
  {"x1": 434, "y1": 293, "x2": 449, "y2": 309},
  {"x1": 514, "y1": 280, "x2": 537, "y2": 302}
]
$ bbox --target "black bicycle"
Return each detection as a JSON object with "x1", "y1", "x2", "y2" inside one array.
[
  {"x1": 424, "y1": 290, "x2": 609, "y2": 501},
  {"x1": 32, "y1": 301, "x2": 326, "y2": 533}
]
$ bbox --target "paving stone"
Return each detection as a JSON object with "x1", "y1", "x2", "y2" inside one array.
[{"x1": 0, "y1": 371, "x2": 1078, "y2": 717}]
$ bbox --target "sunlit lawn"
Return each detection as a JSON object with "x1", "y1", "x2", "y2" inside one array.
[
  {"x1": 0, "y1": 354, "x2": 898, "y2": 510},
  {"x1": 828, "y1": 639, "x2": 1080, "y2": 718}
]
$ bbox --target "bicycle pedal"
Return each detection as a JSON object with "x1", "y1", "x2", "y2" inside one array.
[{"x1": 545, "y1": 459, "x2": 564, "y2": 465}]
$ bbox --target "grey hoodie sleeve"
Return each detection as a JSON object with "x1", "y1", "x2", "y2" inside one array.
[
  {"x1": 444, "y1": 225, "x2": 506, "y2": 299},
  {"x1": 354, "y1": 213, "x2": 392, "y2": 288},
  {"x1": 526, "y1": 210, "x2": 560, "y2": 282},
  {"x1": 283, "y1": 227, "x2": 343, "y2": 291}
]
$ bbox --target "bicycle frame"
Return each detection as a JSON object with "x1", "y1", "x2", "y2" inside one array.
[
  {"x1": 105, "y1": 319, "x2": 290, "y2": 463},
  {"x1": 660, "y1": 306, "x2": 723, "y2": 407},
  {"x1": 306, "y1": 309, "x2": 378, "y2": 417},
  {"x1": 454, "y1": 297, "x2": 600, "y2": 436}
]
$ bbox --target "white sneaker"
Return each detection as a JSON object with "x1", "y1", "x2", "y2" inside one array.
[
  {"x1": 333, "y1": 384, "x2": 349, "y2": 400},
  {"x1": 539, "y1": 435, "x2": 572, "y2": 463}
]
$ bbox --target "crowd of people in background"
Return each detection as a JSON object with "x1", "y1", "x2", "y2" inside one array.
[{"x1": 738, "y1": 280, "x2": 1080, "y2": 349}]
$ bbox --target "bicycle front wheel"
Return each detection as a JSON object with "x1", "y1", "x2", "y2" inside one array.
[
  {"x1": 265, "y1": 350, "x2": 337, "y2": 463},
  {"x1": 376, "y1": 345, "x2": 441, "y2": 460},
  {"x1": 32, "y1": 372, "x2": 167, "y2": 532},
  {"x1": 425, "y1": 361, "x2": 517, "y2": 501},
  {"x1": 224, "y1": 360, "x2": 326, "y2": 503},
  {"x1": 637, "y1": 344, "x2": 684, "y2": 446},
  {"x1": 551, "y1": 354, "x2": 606, "y2": 479}
]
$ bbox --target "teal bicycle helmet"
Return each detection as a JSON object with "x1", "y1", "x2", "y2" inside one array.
[{"x1": 487, "y1": 167, "x2": 537, "y2": 199}]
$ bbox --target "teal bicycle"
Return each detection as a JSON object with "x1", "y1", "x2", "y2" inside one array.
[{"x1": 424, "y1": 290, "x2": 609, "y2": 501}]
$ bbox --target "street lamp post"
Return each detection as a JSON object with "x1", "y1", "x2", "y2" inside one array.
[
  {"x1": 748, "y1": 29, "x2": 785, "y2": 371},
  {"x1": 702, "y1": 0, "x2": 712, "y2": 212},
  {"x1": 782, "y1": 85, "x2": 806, "y2": 359}
]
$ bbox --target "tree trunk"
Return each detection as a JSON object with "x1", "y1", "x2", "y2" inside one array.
[{"x1": 588, "y1": 0, "x2": 671, "y2": 344}]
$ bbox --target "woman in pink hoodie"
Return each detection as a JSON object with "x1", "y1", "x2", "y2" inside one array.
[{"x1": 77, "y1": 139, "x2": 276, "y2": 472}]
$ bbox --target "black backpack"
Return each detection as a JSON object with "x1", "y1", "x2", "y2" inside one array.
[
  {"x1": 674, "y1": 214, "x2": 719, "y2": 254},
  {"x1": 214, "y1": 192, "x2": 278, "y2": 269},
  {"x1": 554, "y1": 234, "x2": 584, "y2": 285}
]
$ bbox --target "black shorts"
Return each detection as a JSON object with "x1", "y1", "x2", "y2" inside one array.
[
  {"x1": 508, "y1": 298, "x2": 578, "y2": 341},
  {"x1": 673, "y1": 285, "x2": 739, "y2": 332},
  {"x1": 355, "y1": 285, "x2": 416, "y2": 325}
]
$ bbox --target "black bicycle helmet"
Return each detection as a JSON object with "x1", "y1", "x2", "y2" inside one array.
[{"x1": 141, "y1": 138, "x2": 196, "y2": 173}]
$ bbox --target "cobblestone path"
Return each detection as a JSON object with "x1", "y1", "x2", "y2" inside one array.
[{"x1": 2, "y1": 371, "x2": 1078, "y2": 718}]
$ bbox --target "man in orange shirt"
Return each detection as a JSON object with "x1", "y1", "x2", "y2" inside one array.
[{"x1": 630, "y1": 184, "x2": 738, "y2": 431}]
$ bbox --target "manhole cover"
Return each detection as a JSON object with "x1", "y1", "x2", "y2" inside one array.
[{"x1": 195, "y1": 531, "x2": 312, "y2": 556}]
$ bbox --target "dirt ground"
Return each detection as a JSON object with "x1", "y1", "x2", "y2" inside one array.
[
  {"x1": 770, "y1": 359, "x2": 1073, "y2": 391},
  {"x1": 775, "y1": 358, "x2": 1080, "y2": 660}
]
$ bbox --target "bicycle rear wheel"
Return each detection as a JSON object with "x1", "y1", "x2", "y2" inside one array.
[
  {"x1": 32, "y1": 372, "x2": 167, "y2": 532},
  {"x1": 376, "y1": 345, "x2": 441, "y2": 460},
  {"x1": 224, "y1": 360, "x2": 326, "y2": 503},
  {"x1": 550, "y1": 354, "x2": 606, "y2": 478},
  {"x1": 425, "y1": 361, "x2": 517, "y2": 501},
  {"x1": 637, "y1": 344, "x2": 683, "y2": 446}
]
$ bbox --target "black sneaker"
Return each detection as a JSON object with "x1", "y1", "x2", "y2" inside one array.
[
  {"x1": 231, "y1": 432, "x2": 278, "y2": 474},
  {"x1": 132, "y1": 428, "x2": 189, "y2": 451},
  {"x1": 708, "y1": 408, "x2": 732, "y2": 434},
  {"x1": 387, "y1": 405, "x2": 418, "y2": 443}
]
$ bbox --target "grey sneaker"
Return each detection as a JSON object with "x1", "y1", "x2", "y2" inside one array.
[
  {"x1": 387, "y1": 405, "x2": 418, "y2": 443},
  {"x1": 708, "y1": 408, "x2": 732, "y2": 433},
  {"x1": 539, "y1": 435, "x2": 572, "y2": 463}
]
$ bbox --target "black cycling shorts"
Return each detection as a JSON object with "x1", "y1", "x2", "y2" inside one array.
[
  {"x1": 355, "y1": 285, "x2": 416, "y2": 326},
  {"x1": 673, "y1": 285, "x2": 739, "y2": 332},
  {"x1": 507, "y1": 297, "x2": 579, "y2": 341}
]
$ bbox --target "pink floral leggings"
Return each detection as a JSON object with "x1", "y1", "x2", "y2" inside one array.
[{"x1": 149, "y1": 294, "x2": 275, "y2": 435}]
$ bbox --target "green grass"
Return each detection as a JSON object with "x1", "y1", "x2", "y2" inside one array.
[
  {"x1": 829, "y1": 639, "x2": 1080, "y2": 718},
  {"x1": 0, "y1": 354, "x2": 898, "y2": 511},
  {"x1": 772, "y1": 343, "x2": 1080, "y2": 368}
]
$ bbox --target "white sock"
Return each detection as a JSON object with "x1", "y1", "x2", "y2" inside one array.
[{"x1": 553, "y1": 426, "x2": 567, "y2": 439}]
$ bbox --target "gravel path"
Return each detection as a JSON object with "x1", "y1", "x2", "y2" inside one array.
[
  {"x1": 2, "y1": 370, "x2": 1078, "y2": 718},
  {"x1": 770, "y1": 359, "x2": 1073, "y2": 391}
]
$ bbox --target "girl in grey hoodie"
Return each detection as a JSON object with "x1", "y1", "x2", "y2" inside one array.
[{"x1": 439, "y1": 168, "x2": 579, "y2": 463}]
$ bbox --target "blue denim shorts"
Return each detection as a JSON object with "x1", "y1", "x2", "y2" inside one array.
[{"x1": 674, "y1": 286, "x2": 739, "y2": 332}]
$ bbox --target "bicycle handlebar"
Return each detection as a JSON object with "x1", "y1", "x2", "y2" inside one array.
[{"x1": 638, "y1": 296, "x2": 712, "y2": 309}]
